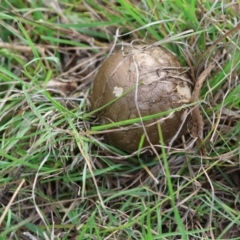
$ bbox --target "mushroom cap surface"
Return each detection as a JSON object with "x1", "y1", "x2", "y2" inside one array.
[{"x1": 91, "y1": 45, "x2": 192, "y2": 152}]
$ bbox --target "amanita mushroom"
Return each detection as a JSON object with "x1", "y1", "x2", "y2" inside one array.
[{"x1": 91, "y1": 45, "x2": 192, "y2": 153}]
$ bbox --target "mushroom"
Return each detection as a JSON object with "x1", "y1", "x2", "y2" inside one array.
[{"x1": 91, "y1": 45, "x2": 192, "y2": 153}]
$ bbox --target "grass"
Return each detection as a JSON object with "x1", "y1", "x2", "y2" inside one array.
[{"x1": 0, "y1": 0, "x2": 240, "y2": 239}]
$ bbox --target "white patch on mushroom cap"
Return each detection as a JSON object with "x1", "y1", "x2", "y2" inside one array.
[
  {"x1": 176, "y1": 84, "x2": 192, "y2": 102},
  {"x1": 113, "y1": 86, "x2": 123, "y2": 97}
]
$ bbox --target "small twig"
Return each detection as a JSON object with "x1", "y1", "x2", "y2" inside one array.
[
  {"x1": 23, "y1": 232, "x2": 39, "y2": 240},
  {"x1": 191, "y1": 51, "x2": 222, "y2": 155},
  {"x1": 191, "y1": 24, "x2": 240, "y2": 155},
  {"x1": 0, "y1": 179, "x2": 25, "y2": 226}
]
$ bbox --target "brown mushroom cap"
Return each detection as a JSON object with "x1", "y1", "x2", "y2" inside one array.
[{"x1": 91, "y1": 45, "x2": 192, "y2": 153}]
